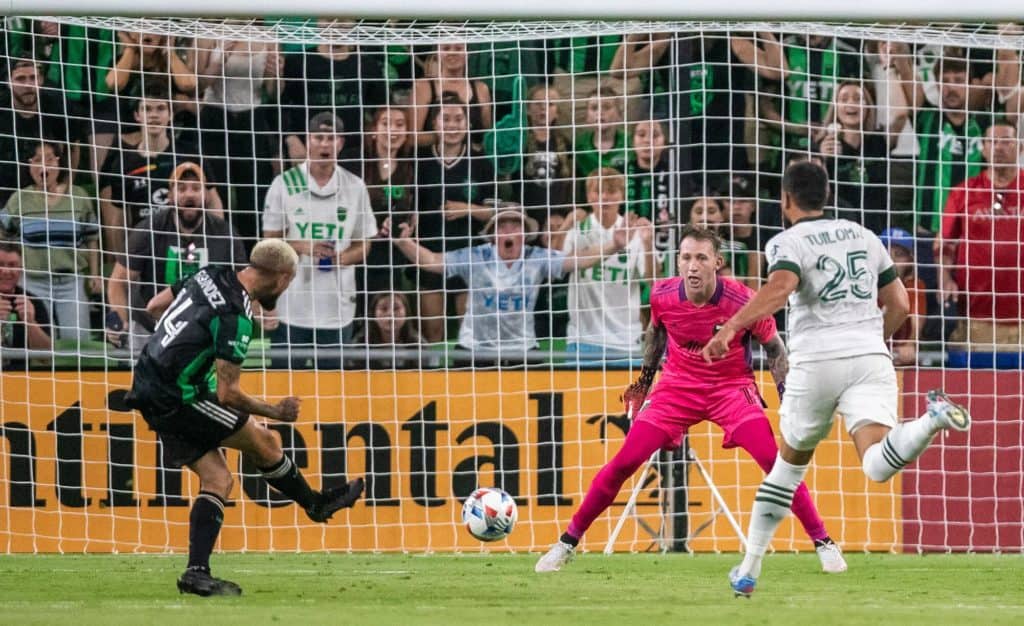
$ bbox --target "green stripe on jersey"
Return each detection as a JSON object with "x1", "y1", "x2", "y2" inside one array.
[
  {"x1": 176, "y1": 347, "x2": 215, "y2": 404},
  {"x1": 233, "y1": 316, "x2": 253, "y2": 361},
  {"x1": 878, "y1": 265, "x2": 898, "y2": 288},
  {"x1": 769, "y1": 260, "x2": 802, "y2": 280}
]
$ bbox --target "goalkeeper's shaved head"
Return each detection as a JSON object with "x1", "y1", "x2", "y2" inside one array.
[{"x1": 245, "y1": 239, "x2": 298, "y2": 310}]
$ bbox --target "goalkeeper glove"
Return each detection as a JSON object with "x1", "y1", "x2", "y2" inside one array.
[{"x1": 622, "y1": 365, "x2": 657, "y2": 416}]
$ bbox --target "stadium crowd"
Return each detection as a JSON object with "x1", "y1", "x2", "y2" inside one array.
[{"x1": 1, "y1": 18, "x2": 1023, "y2": 368}]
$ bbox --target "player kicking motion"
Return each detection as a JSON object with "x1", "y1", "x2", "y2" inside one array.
[
  {"x1": 125, "y1": 240, "x2": 365, "y2": 596},
  {"x1": 705, "y1": 161, "x2": 970, "y2": 598},
  {"x1": 536, "y1": 225, "x2": 846, "y2": 574}
]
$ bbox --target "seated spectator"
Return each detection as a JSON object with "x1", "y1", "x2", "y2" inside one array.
[
  {"x1": 105, "y1": 30, "x2": 199, "y2": 138},
  {"x1": 562, "y1": 168, "x2": 653, "y2": 356},
  {"x1": 515, "y1": 83, "x2": 574, "y2": 227},
  {"x1": 0, "y1": 57, "x2": 87, "y2": 205},
  {"x1": 1, "y1": 140, "x2": 99, "y2": 343},
  {"x1": 724, "y1": 174, "x2": 766, "y2": 289},
  {"x1": 99, "y1": 83, "x2": 223, "y2": 257},
  {"x1": 935, "y1": 122, "x2": 1024, "y2": 352},
  {"x1": 812, "y1": 81, "x2": 904, "y2": 233},
  {"x1": 0, "y1": 240, "x2": 52, "y2": 366},
  {"x1": 879, "y1": 228, "x2": 926, "y2": 366},
  {"x1": 389, "y1": 209, "x2": 629, "y2": 359},
  {"x1": 281, "y1": 19, "x2": 387, "y2": 164},
  {"x1": 574, "y1": 85, "x2": 630, "y2": 181},
  {"x1": 362, "y1": 107, "x2": 415, "y2": 310},
  {"x1": 353, "y1": 291, "x2": 422, "y2": 369},
  {"x1": 196, "y1": 36, "x2": 281, "y2": 249},
  {"x1": 410, "y1": 42, "x2": 493, "y2": 149},
  {"x1": 106, "y1": 162, "x2": 244, "y2": 352},
  {"x1": 413, "y1": 93, "x2": 495, "y2": 343},
  {"x1": 626, "y1": 117, "x2": 677, "y2": 275},
  {"x1": 262, "y1": 112, "x2": 377, "y2": 368}
]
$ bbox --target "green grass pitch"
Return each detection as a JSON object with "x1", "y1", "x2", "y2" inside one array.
[{"x1": 0, "y1": 553, "x2": 1021, "y2": 625}]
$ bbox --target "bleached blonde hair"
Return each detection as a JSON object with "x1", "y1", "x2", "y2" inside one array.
[{"x1": 250, "y1": 239, "x2": 298, "y2": 274}]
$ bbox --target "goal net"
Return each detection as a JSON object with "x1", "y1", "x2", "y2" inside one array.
[{"x1": 0, "y1": 16, "x2": 1021, "y2": 555}]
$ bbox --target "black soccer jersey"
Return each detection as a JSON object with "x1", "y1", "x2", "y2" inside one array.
[{"x1": 131, "y1": 265, "x2": 253, "y2": 410}]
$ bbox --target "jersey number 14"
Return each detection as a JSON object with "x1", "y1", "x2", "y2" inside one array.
[{"x1": 159, "y1": 295, "x2": 194, "y2": 347}]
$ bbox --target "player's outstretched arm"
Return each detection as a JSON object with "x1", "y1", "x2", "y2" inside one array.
[
  {"x1": 762, "y1": 335, "x2": 789, "y2": 390},
  {"x1": 215, "y1": 359, "x2": 300, "y2": 422},
  {"x1": 703, "y1": 269, "x2": 798, "y2": 362}
]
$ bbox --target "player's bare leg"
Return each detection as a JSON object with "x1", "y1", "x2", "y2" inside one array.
[
  {"x1": 222, "y1": 420, "x2": 364, "y2": 522},
  {"x1": 177, "y1": 449, "x2": 242, "y2": 597}
]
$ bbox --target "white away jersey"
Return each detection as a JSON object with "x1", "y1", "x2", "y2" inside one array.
[
  {"x1": 562, "y1": 214, "x2": 646, "y2": 351},
  {"x1": 263, "y1": 163, "x2": 376, "y2": 328},
  {"x1": 445, "y1": 244, "x2": 565, "y2": 351},
  {"x1": 765, "y1": 216, "x2": 898, "y2": 364}
]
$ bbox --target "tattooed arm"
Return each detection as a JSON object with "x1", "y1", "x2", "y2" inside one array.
[
  {"x1": 215, "y1": 359, "x2": 301, "y2": 422},
  {"x1": 623, "y1": 322, "x2": 668, "y2": 414},
  {"x1": 762, "y1": 334, "x2": 789, "y2": 389}
]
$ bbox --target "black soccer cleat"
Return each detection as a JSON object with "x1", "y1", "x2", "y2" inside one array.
[
  {"x1": 177, "y1": 567, "x2": 242, "y2": 597},
  {"x1": 306, "y1": 477, "x2": 365, "y2": 523}
]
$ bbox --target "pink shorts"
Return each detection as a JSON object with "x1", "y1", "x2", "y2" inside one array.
[{"x1": 635, "y1": 378, "x2": 767, "y2": 451}]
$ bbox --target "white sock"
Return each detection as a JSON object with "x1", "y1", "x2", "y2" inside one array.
[
  {"x1": 862, "y1": 412, "x2": 938, "y2": 483},
  {"x1": 739, "y1": 453, "x2": 808, "y2": 579}
]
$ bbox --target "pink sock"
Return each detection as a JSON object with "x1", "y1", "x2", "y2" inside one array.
[
  {"x1": 566, "y1": 420, "x2": 671, "y2": 540},
  {"x1": 731, "y1": 419, "x2": 830, "y2": 542}
]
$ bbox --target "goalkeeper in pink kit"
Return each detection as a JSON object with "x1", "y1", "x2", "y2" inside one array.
[{"x1": 536, "y1": 226, "x2": 846, "y2": 573}]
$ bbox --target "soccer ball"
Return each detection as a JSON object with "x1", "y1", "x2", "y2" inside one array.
[{"x1": 461, "y1": 487, "x2": 518, "y2": 542}]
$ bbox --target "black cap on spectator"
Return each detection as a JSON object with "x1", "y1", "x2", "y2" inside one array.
[
  {"x1": 308, "y1": 111, "x2": 344, "y2": 133},
  {"x1": 730, "y1": 174, "x2": 755, "y2": 199}
]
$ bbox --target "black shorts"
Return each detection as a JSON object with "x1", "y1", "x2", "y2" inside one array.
[{"x1": 139, "y1": 398, "x2": 250, "y2": 468}]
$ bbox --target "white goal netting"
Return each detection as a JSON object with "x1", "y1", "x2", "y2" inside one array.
[{"x1": 0, "y1": 17, "x2": 1022, "y2": 554}]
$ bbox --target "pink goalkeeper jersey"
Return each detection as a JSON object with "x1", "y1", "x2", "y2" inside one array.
[{"x1": 650, "y1": 276, "x2": 777, "y2": 387}]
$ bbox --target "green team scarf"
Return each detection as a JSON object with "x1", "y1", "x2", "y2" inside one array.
[
  {"x1": 785, "y1": 43, "x2": 836, "y2": 137},
  {"x1": 689, "y1": 63, "x2": 714, "y2": 116},
  {"x1": 915, "y1": 109, "x2": 984, "y2": 232}
]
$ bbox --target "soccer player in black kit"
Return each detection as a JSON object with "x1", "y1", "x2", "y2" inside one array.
[{"x1": 125, "y1": 239, "x2": 364, "y2": 596}]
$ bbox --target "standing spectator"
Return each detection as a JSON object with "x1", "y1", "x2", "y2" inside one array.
[
  {"x1": 574, "y1": 85, "x2": 630, "y2": 180},
  {"x1": 99, "y1": 83, "x2": 223, "y2": 257},
  {"x1": 362, "y1": 107, "x2": 415, "y2": 310},
  {"x1": 812, "y1": 81, "x2": 903, "y2": 233},
  {"x1": 104, "y1": 30, "x2": 199, "y2": 138},
  {"x1": 0, "y1": 140, "x2": 99, "y2": 343},
  {"x1": 610, "y1": 32, "x2": 673, "y2": 117},
  {"x1": 626, "y1": 118, "x2": 677, "y2": 275},
  {"x1": 935, "y1": 122, "x2": 1024, "y2": 351},
  {"x1": 0, "y1": 240, "x2": 53, "y2": 366},
  {"x1": 105, "y1": 162, "x2": 244, "y2": 352},
  {"x1": 352, "y1": 291, "x2": 423, "y2": 369},
  {"x1": 410, "y1": 42, "x2": 493, "y2": 148},
  {"x1": 0, "y1": 57, "x2": 87, "y2": 204},
  {"x1": 390, "y1": 209, "x2": 629, "y2": 358},
  {"x1": 879, "y1": 227, "x2": 926, "y2": 366},
  {"x1": 562, "y1": 168, "x2": 654, "y2": 356},
  {"x1": 413, "y1": 93, "x2": 495, "y2": 343},
  {"x1": 196, "y1": 37, "x2": 281, "y2": 250},
  {"x1": 262, "y1": 112, "x2": 377, "y2": 368},
  {"x1": 280, "y1": 20, "x2": 387, "y2": 164},
  {"x1": 515, "y1": 83, "x2": 574, "y2": 227},
  {"x1": 896, "y1": 56, "x2": 990, "y2": 234}
]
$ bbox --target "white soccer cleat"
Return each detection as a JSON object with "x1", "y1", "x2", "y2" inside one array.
[
  {"x1": 534, "y1": 541, "x2": 575, "y2": 573},
  {"x1": 815, "y1": 539, "x2": 848, "y2": 574},
  {"x1": 926, "y1": 389, "x2": 971, "y2": 433}
]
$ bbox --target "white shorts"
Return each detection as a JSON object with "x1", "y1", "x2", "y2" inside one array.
[{"x1": 779, "y1": 353, "x2": 898, "y2": 451}]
